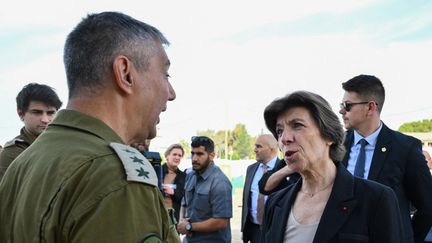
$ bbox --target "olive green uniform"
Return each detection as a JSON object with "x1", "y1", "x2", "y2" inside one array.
[
  {"x1": 0, "y1": 110, "x2": 180, "y2": 243},
  {"x1": 0, "y1": 127, "x2": 35, "y2": 181}
]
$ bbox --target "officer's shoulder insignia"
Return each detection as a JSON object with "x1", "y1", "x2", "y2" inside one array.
[
  {"x1": 110, "y1": 142, "x2": 157, "y2": 187},
  {"x1": 4, "y1": 138, "x2": 25, "y2": 148},
  {"x1": 139, "y1": 233, "x2": 162, "y2": 243}
]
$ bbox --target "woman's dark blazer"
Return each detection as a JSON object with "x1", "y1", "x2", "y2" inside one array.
[
  {"x1": 261, "y1": 163, "x2": 404, "y2": 243},
  {"x1": 162, "y1": 163, "x2": 186, "y2": 222}
]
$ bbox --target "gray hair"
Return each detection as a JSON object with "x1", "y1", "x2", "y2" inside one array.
[{"x1": 64, "y1": 11, "x2": 169, "y2": 98}]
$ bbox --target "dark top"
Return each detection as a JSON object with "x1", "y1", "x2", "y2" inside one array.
[{"x1": 162, "y1": 163, "x2": 186, "y2": 222}]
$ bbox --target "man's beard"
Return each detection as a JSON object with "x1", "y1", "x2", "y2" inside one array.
[{"x1": 193, "y1": 157, "x2": 211, "y2": 173}]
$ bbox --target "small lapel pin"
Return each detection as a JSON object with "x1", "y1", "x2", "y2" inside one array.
[
  {"x1": 342, "y1": 206, "x2": 348, "y2": 211},
  {"x1": 381, "y1": 147, "x2": 387, "y2": 152}
]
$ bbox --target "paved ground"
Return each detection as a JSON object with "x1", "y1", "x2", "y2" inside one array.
[{"x1": 231, "y1": 187, "x2": 243, "y2": 243}]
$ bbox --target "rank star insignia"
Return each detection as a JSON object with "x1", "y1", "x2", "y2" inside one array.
[
  {"x1": 136, "y1": 167, "x2": 150, "y2": 179},
  {"x1": 123, "y1": 148, "x2": 135, "y2": 154},
  {"x1": 130, "y1": 156, "x2": 144, "y2": 165}
]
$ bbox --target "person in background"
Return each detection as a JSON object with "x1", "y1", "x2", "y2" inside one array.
[
  {"x1": 261, "y1": 91, "x2": 403, "y2": 243},
  {"x1": 131, "y1": 138, "x2": 151, "y2": 153},
  {"x1": 241, "y1": 134, "x2": 286, "y2": 242},
  {"x1": 0, "y1": 12, "x2": 179, "y2": 243},
  {"x1": 0, "y1": 83, "x2": 62, "y2": 181},
  {"x1": 258, "y1": 152, "x2": 299, "y2": 195},
  {"x1": 423, "y1": 150, "x2": 432, "y2": 172},
  {"x1": 177, "y1": 136, "x2": 232, "y2": 242},
  {"x1": 162, "y1": 143, "x2": 186, "y2": 224},
  {"x1": 340, "y1": 75, "x2": 432, "y2": 243}
]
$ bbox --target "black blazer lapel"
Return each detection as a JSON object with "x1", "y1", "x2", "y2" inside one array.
[
  {"x1": 264, "y1": 181, "x2": 301, "y2": 242},
  {"x1": 245, "y1": 162, "x2": 259, "y2": 193},
  {"x1": 313, "y1": 165, "x2": 358, "y2": 243},
  {"x1": 368, "y1": 124, "x2": 392, "y2": 180},
  {"x1": 242, "y1": 162, "x2": 260, "y2": 230}
]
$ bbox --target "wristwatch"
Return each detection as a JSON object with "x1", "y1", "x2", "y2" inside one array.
[{"x1": 185, "y1": 222, "x2": 192, "y2": 232}]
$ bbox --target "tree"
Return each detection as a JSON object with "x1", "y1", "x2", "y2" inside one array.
[
  {"x1": 179, "y1": 139, "x2": 191, "y2": 158},
  {"x1": 232, "y1": 124, "x2": 253, "y2": 159},
  {"x1": 197, "y1": 129, "x2": 227, "y2": 159},
  {"x1": 194, "y1": 123, "x2": 255, "y2": 160},
  {"x1": 398, "y1": 119, "x2": 432, "y2": 132}
]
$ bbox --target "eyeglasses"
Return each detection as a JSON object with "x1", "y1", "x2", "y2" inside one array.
[{"x1": 339, "y1": 101, "x2": 369, "y2": 112}]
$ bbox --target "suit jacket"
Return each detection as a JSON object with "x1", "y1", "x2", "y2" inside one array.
[
  {"x1": 241, "y1": 161, "x2": 260, "y2": 234},
  {"x1": 258, "y1": 159, "x2": 300, "y2": 195},
  {"x1": 241, "y1": 159, "x2": 287, "y2": 231},
  {"x1": 261, "y1": 163, "x2": 404, "y2": 243},
  {"x1": 342, "y1": 124, "x2": 432, "y2": 243}
]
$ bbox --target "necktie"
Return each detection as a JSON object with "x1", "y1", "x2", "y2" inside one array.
[
  {"x1": 354, "y1": 139, "x2": 368, "y2": 178},
  {"x1": 257, "y1": 164, "x2": 268, "y2": 224}
]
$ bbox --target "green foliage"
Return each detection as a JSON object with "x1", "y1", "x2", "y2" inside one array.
[
  {"x1": 197, "y1": 129, "x2": 228, "y2": 158},
  {"x1": 232, "y1": 124, "x2": 253, "y2": 159},
  {"x1": 179, "y1": 139, "x2": 191, "y2": 158},
  {"x1": 194, "y1": 123, "x2": 256, "y2": 160},
  {"x1": 248, "y1": 135, "x2": 257, "y2": 159},
  {"x1": 398, "y1": 119, "x2": 432, "y2": 132}
]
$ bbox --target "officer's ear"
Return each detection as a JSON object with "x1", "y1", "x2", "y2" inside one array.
[{"x1": 112, "y1": 55, "x2": 134, "y2": 95}]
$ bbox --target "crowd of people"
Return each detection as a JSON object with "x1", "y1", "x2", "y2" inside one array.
[{"x1": 0, "y1": 11, "x2": 432, "y2": 243}]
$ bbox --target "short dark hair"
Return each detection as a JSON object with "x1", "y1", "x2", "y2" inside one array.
[
  {"x1": 191, "y1": 136, "x2": 215, "y2": 153},
  {"x1": 342, "y1": 74, "x2": 385, "y2": 113},
  {"x1": 264, "y1": 91, "x2": 346, "y2": 162},
  {"x1": 64, "y1": 11, "x2": 169, "y2": 98},
  {"x1": 164, "y1": 144, "x2": 184, "y2": 158},
  {"x1": 16, "y1": 83, "x2": 62, "y2": 112}
]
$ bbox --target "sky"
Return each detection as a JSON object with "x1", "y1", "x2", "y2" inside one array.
[{"x1": 1, "y1": 0, "x2": 432, "y2": 152}]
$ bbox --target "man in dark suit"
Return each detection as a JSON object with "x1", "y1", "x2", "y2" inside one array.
[
  {"x1": 241, "y1": 134, "x2": 282, "y2": 243},
  {"x1": 340, "y1": 74, "x2": 432, "y2": 243}
]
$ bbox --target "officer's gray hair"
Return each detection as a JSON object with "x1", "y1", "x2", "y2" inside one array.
[{"x1": 64, "y1": 11, "x2": 169, "y2": 98}]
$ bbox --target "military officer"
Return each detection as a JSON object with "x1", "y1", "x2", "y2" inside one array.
[
  {"x1": 0, "y1": 83, "x2": 62, "y2": 181},
  {"x1": 0, "y1": 12, "x2": 179, "y2": 243}
]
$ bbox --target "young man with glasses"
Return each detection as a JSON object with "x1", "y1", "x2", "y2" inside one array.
[
  {"x1": 340, "y1": 74, "x2": 432, "y2": 243},
  {"x1": 177, "y1": 136, "x2": 232, "y2": 243}
]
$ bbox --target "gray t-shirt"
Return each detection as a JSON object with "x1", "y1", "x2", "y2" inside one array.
[{"x1": 182, "y1": 162, "x2": 232, "y2": 242}]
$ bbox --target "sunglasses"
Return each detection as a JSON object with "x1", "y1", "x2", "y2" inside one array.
[
  {"x1": 339, "y1": 101, "x2": 369, "y2": 112},
  {"x1": 191, "y1": 136, "x2": 211, "y2": 143}
]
